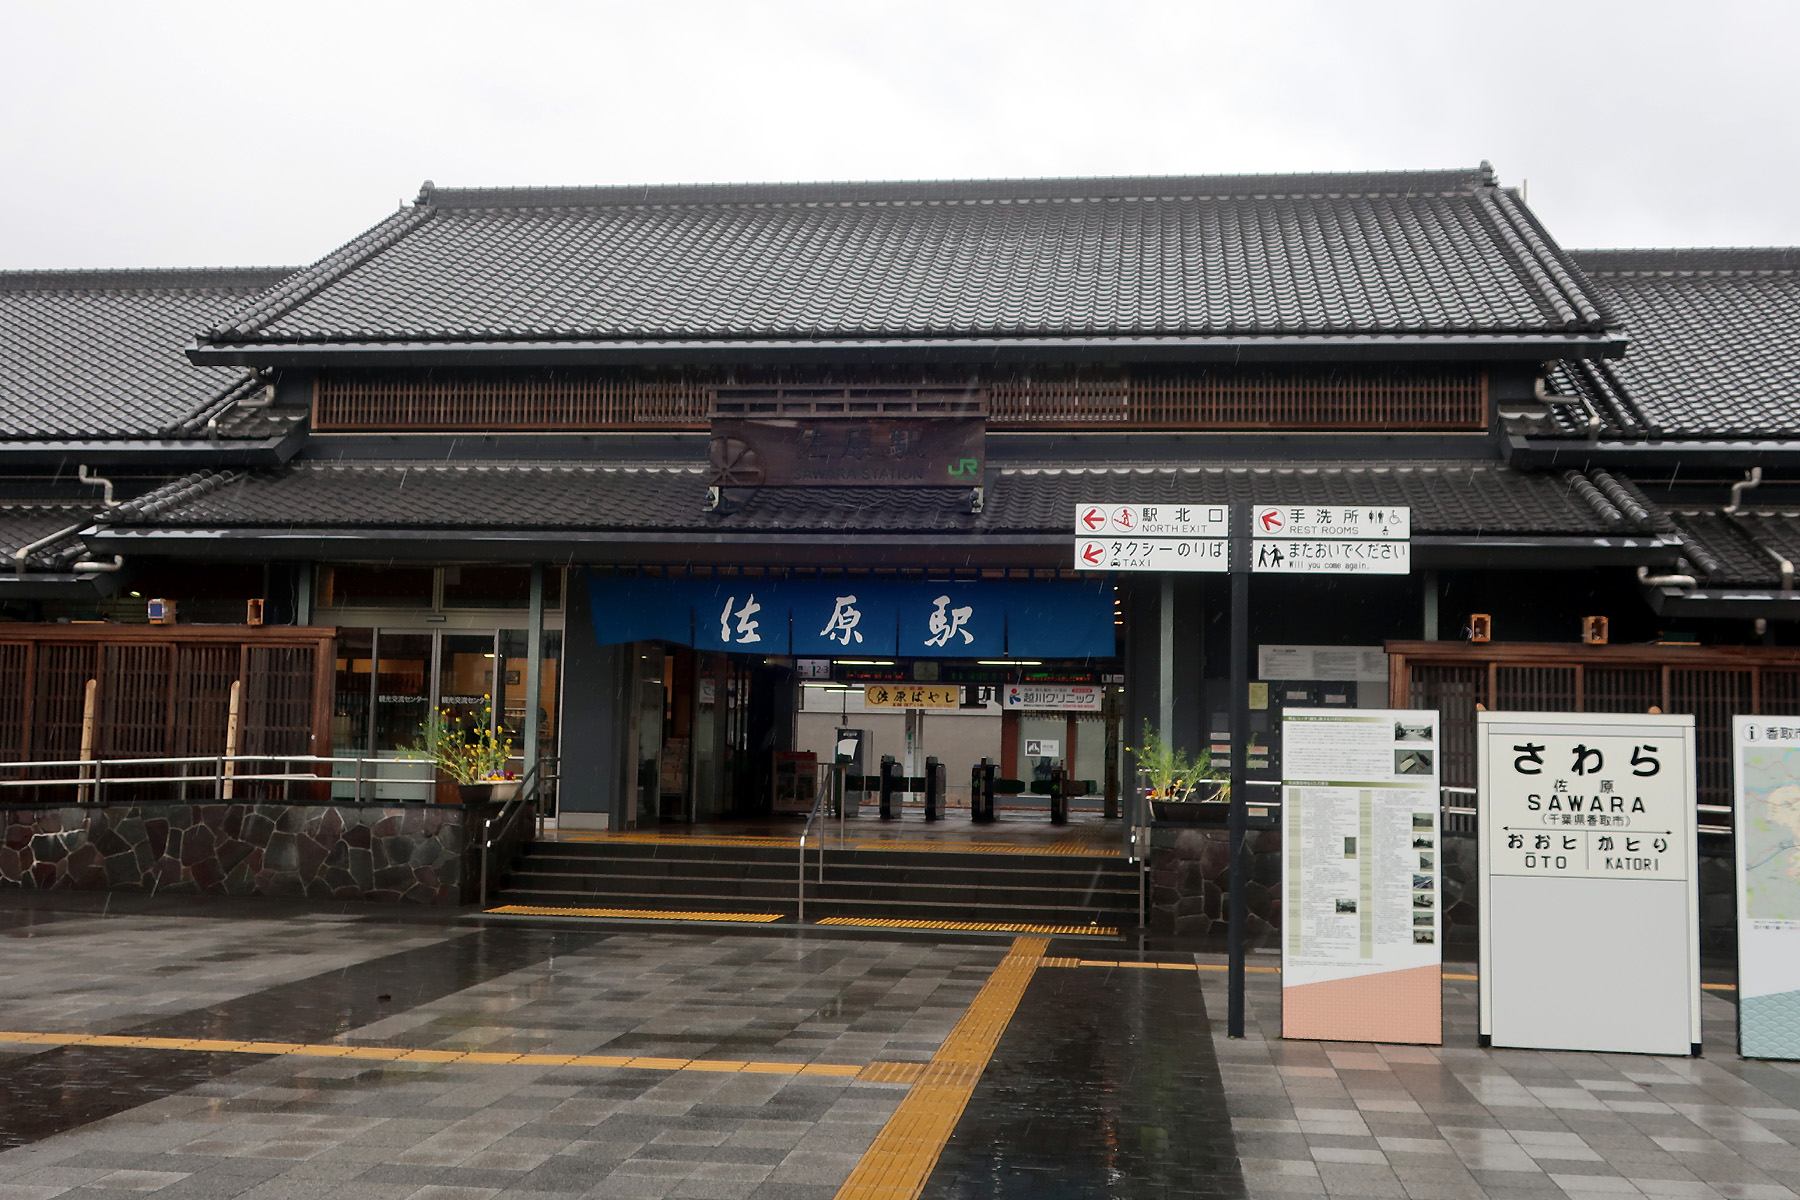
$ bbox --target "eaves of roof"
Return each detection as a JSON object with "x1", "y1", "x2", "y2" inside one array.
[
  {"x1": 80, "y1": 524, "x2": 1683, "y2": 572},
  {"x1": 1645, "y1": 586, "x2": 1800, "y2": 620},
  {"x1": 188, "y1": 330, "x2": 1627, "y2": 369},
  {"x1": 0, "y1": 572, "x2": 122, "y2": 599},
  {"x1": 0, "y1": 429, "x2": 305, "y2": 468},
  {"x1": 1504, "y1": 436, "x2": 1800, "y2": 470}
]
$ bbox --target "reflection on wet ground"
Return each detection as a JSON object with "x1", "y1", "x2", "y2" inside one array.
[
  {"x1": 0, "y1": 926, "x2": 579, "y2": 1149},
  {"x1": 4, "y1": 893, "x2": 1800, "y2": 1200},
  {"x1": 926, "y1": 946, "x2": 1245, "y2": 1198}
]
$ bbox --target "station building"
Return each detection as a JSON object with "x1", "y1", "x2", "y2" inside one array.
[{"x1": 2, "y1": 166, "x2": 1797, "y2": 922}]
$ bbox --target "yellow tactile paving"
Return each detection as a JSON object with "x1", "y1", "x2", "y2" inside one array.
[
  {"x1": 484, "y1": 904, "x2": 784, "y2": 923},
  {"x1": 814, "y1": 917, "x2": 1116, "y2": 936},
  {"x1": 556, "y1": 832, "x2": 805, "y2": 849},
  {"x1": 834, "y1": 935, "x2": 1049, "y2": 1200},
  {"x1": 848, "y1": 839, "x2": 1113, "y2": 858},
  {"x1": 0, "y1": 1031, "x2": 894, "y2": 1077},
  {"x1": 855, "y1": 1061, "x2": 926, "y2": 1085},
  {"x1": 549, "y1": 829, "x2": 1117, "y2": 857}
]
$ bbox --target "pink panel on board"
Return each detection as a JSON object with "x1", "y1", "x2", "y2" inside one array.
[{"x1": 1281, "y1": 963, "x2": 1442, "y2": 1045}]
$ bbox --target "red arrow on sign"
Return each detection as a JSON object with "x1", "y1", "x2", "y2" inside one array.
[
  {"x1": 1080, "y1": 541, "x2": 1105, "y2": 566},
  {"x1": 1258, "y1": 507, "x2": 1284, "y2": 532},
  {"x1": 1080, "y1": 506, "x2": 1106, "y2": 531}
]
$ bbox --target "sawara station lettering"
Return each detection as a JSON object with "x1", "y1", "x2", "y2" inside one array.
[{"x1": 1525, "y1": 794, "x2": 1649, "y2": 814}]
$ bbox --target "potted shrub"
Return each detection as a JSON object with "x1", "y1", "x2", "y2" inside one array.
[
  {"x1": 1130, "y1": 720, "x2": 1226, "y2": 823},
  {"x1": 414, "y1": 696, "x2": 518, "y2": 804}
]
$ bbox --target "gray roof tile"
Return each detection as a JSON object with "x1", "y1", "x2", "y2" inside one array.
[
  {"x1": 1666, "y1": 509, "x2": 1800, "y2": 587},
  {"x1": 1549, "y1": 248, "x2": 1800, "y2": 439},
  {"x1": 104, "y1": 457, "x2": 1666, "y2": 539},
  {"x1": 0, "y1": 503, "x2": 101, "y2": 569},
  {"x1": 0, "y1": 267, "x2": 296, "y2": 440},
  {"x1": 202, "y1": 169, "x2": 1613, "y2": 350}
]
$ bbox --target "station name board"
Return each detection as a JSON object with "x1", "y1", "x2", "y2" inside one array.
[{"x1": 709, "y1": 418, "x2": 983, "y2": 488}]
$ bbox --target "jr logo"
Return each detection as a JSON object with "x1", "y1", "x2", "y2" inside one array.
[{"x1": 947, "y1": 458, "x2": 980, "y2": 477}]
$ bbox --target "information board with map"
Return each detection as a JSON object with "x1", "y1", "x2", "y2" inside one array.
[{"x1": 1733, "y1": 717, "x2": 1800, "y2": 1059}]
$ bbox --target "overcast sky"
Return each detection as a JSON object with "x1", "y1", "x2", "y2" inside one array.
[{"x1": 3, "y1": 0, "x2": 1796, "y2": 270}]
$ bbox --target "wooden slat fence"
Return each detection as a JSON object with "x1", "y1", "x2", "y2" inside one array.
[
  {"x1": 0, "y1": 627, "x2": 336, "y2": 803},
  {"x1": 1388, "y1": 642, "x2": 1800, "y2": 830}
]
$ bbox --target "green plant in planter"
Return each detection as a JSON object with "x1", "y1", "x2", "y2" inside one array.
[
  {"x1": 1129, "y1": 719, "x2": 1227, "y2": 803},
  {"x1": 413, "y1": 696, "x2": 516, "y2": 784}
]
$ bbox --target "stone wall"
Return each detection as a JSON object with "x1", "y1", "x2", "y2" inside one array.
[
  {"x1": 0, "y1": 801, "x2": 505, "y2": 905},
  {"x1": 1146, "y1": 824, "x2": 1737, "y2": 955}
]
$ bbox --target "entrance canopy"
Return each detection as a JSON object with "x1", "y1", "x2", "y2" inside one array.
[{"x1": 586, "y1": 573, "x2": 1115, "y2": 658}]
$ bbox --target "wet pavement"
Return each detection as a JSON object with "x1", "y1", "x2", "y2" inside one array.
[{"x1": 1, "y1": 893, "x2": 1799, "y2": 1200}]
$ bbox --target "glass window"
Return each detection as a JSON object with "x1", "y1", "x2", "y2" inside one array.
[
  {"x1": 438, "y1": 633, "x2": 500, "y2": 742},
  {"x1": 321, "y1": 565, "x2": 434, "y2": 609},
  {"x1": 373, "y1": 632, "x2": 433, "y2": 752},
  {"x1": 442, "y1": 566, "x2": 530, "y2": 609},
  {"x1": 496, "y1": 629, "x2": 561, "y2": 771},
  {"x1": 333, "y1": 629, "x2": 374, "y2": 756}
]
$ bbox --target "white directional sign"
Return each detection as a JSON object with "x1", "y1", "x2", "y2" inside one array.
[
  {"x1": 1074, "y1": 537, "x2": 1228, "y2": 572},
  {"x1": 1254, "y1": 505, "x2": 1410, "y2": 540},
  {"x1": 1251, "y1": 540, "x2": 1410, "y2": 574},
  {"x1": 1075, "y1": 503, "x2": 1231, "y2": 538},
  {"x1": 1478, "y1": 712, "x2": 1699, "y2": 1056}
]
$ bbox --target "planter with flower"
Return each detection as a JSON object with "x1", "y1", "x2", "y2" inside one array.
[
  {"x1": 1129, "y1": 720, "x2": 1227, "y2": 823},
  {"x1": 413, "y1": 697, "x2": 518, "y2": 805}
]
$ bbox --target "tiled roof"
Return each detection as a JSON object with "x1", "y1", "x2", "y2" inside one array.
[
  {"x1": 983, "y1": 463, "x2": 1671, "y2": 536},
  {"x1": 0, "y1": 472, "x2": 245, "y2": 570},
  {"x1": 0, "y1": 503, "x2": 101, "y2": 569},
  {"x1": 0, "y1": 267, "x2": 295, "y2": 440},
  {"x1": 1546, "y1": 249, "x2": 1800, "y2": 439},
  {"x1": 1666, "y1": 510, "x2": 1800, "y2": 587},
  {"x1": 101, "y1": 458, "x2": 1668, "y2": 540},
  {"x1": 198, "y1": 168, "x2": 1614, "y2": 352}
]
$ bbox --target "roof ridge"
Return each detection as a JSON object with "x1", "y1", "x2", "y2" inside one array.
[
  {"x1": 1478, "y1": 189, "x2": 1606, "y2": 331},
  {"x1": 416, "y1": 167, "x2": 1495, "y2": 212},
  {"x1": 0, "y1": 267, "x2": 298, "y2": 294},
  {"x1": 108, "y1": 471, "x2": 241, "y2": 522},
  {"x1": 207, "y1": 207, "x2": 434, "y2": 340},
  {"x1": 162, "y1": 373, "x2": 269, "y2": 439},
  {"x1": 1573, "y1": 247, "x2": 1800, "y2": 274}
]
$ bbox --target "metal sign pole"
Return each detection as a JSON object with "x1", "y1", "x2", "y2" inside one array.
[{"x1": 1228, "y1": 501, "x2": 1250, "y2": 1038}]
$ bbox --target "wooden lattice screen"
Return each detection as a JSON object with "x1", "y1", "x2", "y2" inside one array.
[
  {"x1": 313, "y1": 368, "x2": 1488, "y2": 432},
  {"x1": 990, "y1": 369, "x2": 1488, "y2": 429},
  {"x1": 314, "y1": 374, "x2": 711, "y2": 431},
  {"x1": 0, "y1": 627, "x2": 336, "y2": 800},
  {"x1": 1388, "y1": 642, "x2": 1800, "y2": 832}
]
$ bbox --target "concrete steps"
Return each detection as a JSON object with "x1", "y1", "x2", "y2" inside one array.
[{"x1": 495, "y1": 838, "x2": 1140, "y2": 927}]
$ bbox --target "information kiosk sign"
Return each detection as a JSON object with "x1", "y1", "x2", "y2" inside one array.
[
  {"x1": 1732, "y1": 717, "x2": 1800, "y2": 1059},
  {"x1": 1281, "y1": 708, "x2": 1442, "y2": 1044},
  {"x1": 1478, "y1": 712, "x2": 1699, "y2": 1055}
]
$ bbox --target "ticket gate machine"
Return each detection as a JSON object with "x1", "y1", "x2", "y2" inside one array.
[
  {"x1": 878, "y1": 755, "x2": 903, "y2": 820},
  {"x1": 923, "y1": 756, "x2": 944, "y2": 822}
]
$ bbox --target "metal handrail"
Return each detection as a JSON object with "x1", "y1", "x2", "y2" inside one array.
[
  {"x1": 479, "y1": 763, "x2": 540, "y2": 907},
  {"x1": 0, "y1": 753, "x2": 477, "y2": 804},
  {"x1": 797, "y1": 764, "x2": 833, "y2": 922}
]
